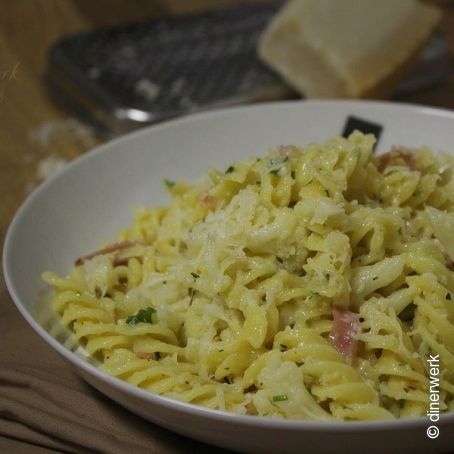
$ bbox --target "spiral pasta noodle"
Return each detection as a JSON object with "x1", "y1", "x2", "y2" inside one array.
[{"x1": 43, "y1": 132, "x2": 454, "y2": 420}]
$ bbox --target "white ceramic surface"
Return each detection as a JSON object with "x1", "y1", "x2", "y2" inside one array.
[{"x1": 4, "y1": 100, "x2": 454, "y2": 454}]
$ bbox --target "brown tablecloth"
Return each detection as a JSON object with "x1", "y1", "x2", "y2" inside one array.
[{"x1": 0, "y1": 287, "x2": 225, "y2": 453}]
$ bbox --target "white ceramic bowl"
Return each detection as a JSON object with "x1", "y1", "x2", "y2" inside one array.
[{"x1": 4, "y1": 101, "x2": 454, "y2": 454}]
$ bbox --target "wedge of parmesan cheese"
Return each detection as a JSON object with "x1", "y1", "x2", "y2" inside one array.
[{"x1": 259, "y1": 0, "x2": 441, "y2": 98}]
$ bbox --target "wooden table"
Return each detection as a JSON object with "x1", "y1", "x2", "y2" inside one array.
[{"x1": 0, "y1": 0, "x2": 453, "y2": 451}]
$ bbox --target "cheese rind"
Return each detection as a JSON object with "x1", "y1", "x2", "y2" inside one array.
[{"x1": 259, "y1": 0, "x2": 441, "y2": 98}]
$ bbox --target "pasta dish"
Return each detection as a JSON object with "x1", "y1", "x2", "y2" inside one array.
[{"x1": 43, "y1": 131, "x2": 454, "y2": 420}]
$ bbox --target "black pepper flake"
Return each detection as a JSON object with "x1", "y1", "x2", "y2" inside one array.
[
  {"x1": 447, "y1": 293, "x2": 452, "y2": 300},
  {"x1": 188, "y1": 288, "x2": 196, "y2": 305},
  {"x1": 245, "y1": 384, "x2": 257, "y2": 393}
]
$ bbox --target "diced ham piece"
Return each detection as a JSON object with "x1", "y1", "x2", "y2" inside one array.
[
  {"x1": 278, "y1": 145, "x2": 299, "y2": 158},
  {"x1": 377, "y1": 148, "x2": 420, "y2": 173},
  {"x1": 329, "y1": 306, "x2": 361, "y2": 364},
  {"x1": 75, "y1": 240, "x2": 138, "y2": 266},
  {"x1": 199, "y1": 192, "x2": 217, "y2": 209},
  {"x1": 135, "y1": 351, "x2": 154, "y2": 360}
]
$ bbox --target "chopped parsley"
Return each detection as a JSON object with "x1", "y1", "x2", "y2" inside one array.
[
  {"x1": 273, "y1": 156, "x2": 288, "y2": 164},
  {"x1": 126, "y1": 307, "x2": 156, "y2": 325},
  {"x1": 226, "y1": 165, "x2": 235, "y2": 174},
  {"x1": 191, "y1": 272, "x2": 200, "y2": 279},
  {"x1": 272, "y1": 394, "x2": 288, "y2": 402},
  {"x1": 164, "y1": 179, "x2": 175, "y2": 189},
  {"x1": 269, "y1": 156, "x2": 289, "y2": 176}
]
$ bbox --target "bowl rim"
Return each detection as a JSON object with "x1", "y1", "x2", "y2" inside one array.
[{"x1": 4, "y1": 99, "x2": 454, "y2": 431}]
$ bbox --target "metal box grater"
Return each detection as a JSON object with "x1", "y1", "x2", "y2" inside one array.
[{"x1": 45, "y1": 1, "x2": 289, "y2": 136}]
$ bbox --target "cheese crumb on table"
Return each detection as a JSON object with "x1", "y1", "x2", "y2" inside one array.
[{"x1": 36, "y1": 155, "x2": 68, "y2": 181}]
